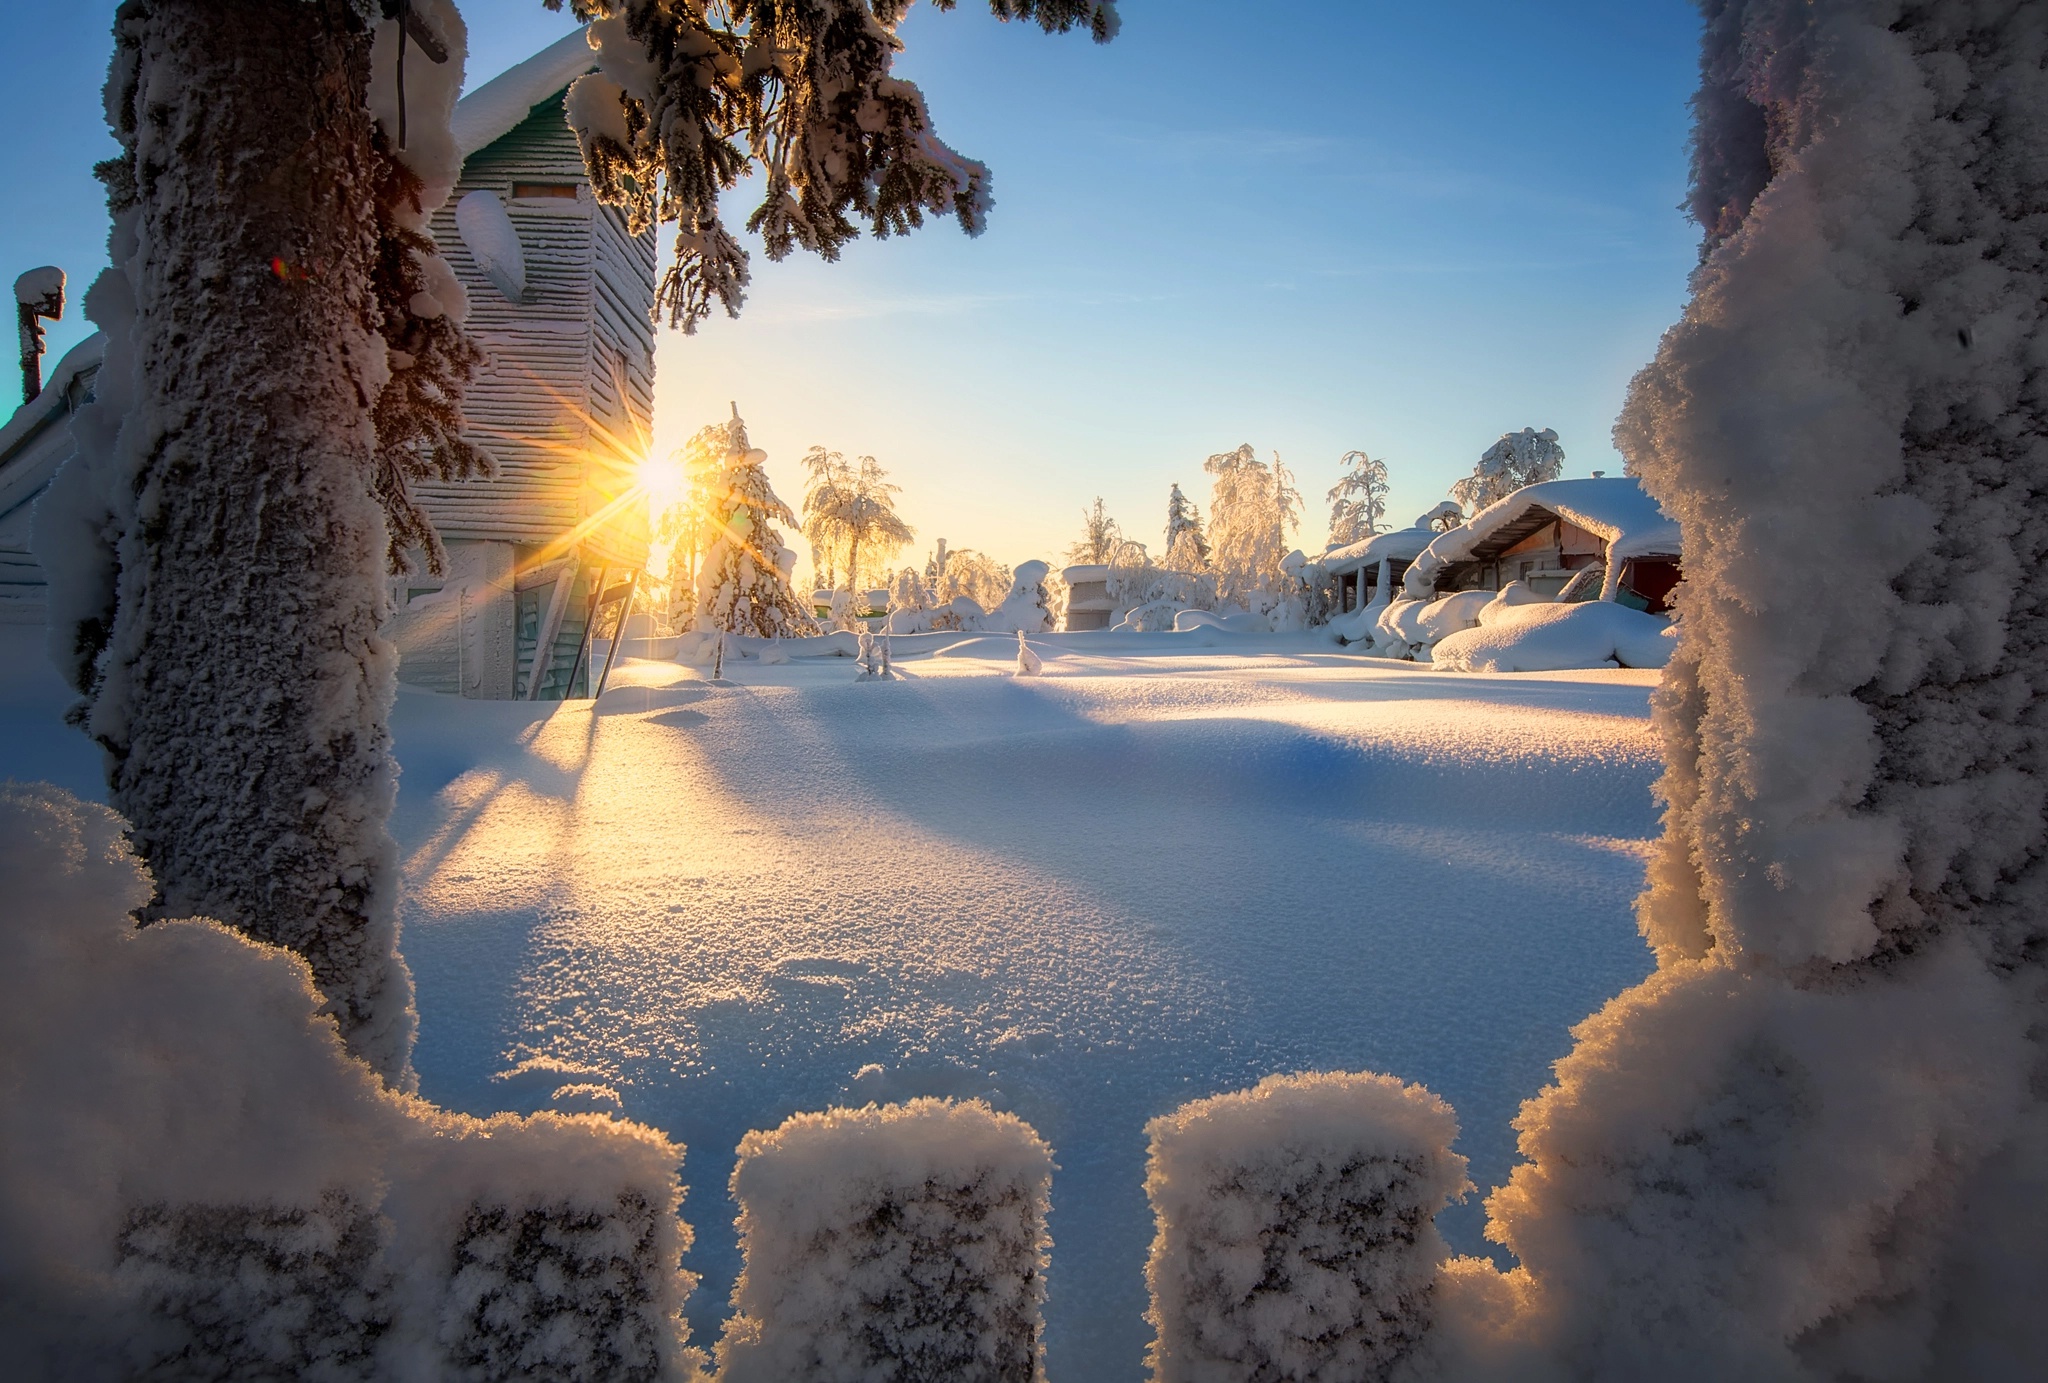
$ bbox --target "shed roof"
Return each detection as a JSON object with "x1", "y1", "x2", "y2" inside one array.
[
  {"x1": 1404, "y1": 477, "x2": 1681, "y2": 598},
  {"x1": 450, "y1": 29, "x2": 598, "y2": 158}
]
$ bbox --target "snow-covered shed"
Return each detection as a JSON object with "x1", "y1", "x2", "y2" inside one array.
[
  {"x1": 1318, "y1": 526, "x2": 1435, "y2": 614},
  {"x1": 1062, "y1": 563, "x2": 1113, "y2": 630},
  {"x1": 0, "y1": 337, "x2": 102, "y2": 626},
  {"x1": 1402, "y1": 477, "x2": 1683, "y2": 612},
  {"x1": 388, "y1": 29, "x2": 658, "y2": 700}
]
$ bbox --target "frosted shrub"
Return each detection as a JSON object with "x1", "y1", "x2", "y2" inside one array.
[
  {"x1": 0, "y1": 784, "x2": 700, "y2": 1379},
  {"x1": 1143, "y1": 1072, "x2": 1468, "y2": 1383},
  {"x1": 718, "y1": 1099, "x2": 1054, "y2": 1383}
]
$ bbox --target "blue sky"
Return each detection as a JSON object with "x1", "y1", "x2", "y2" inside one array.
[{"x1": 3, "y1": 2, "x2": 1704, "y2": 572}]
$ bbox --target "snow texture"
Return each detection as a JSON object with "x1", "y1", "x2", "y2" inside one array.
[
  {"x1": 1431, "y1": 600, "x2": 1674, "y2": 674},
  {"x1": 0, "y1": 783, "x2": 701, "y2": 1380},
  {"x1": 1402, "y1": 477, "x2": 1681, "y2": 602},
  {"x1": 48, "y1": 3, "x2": 419, "y2": 1081},
  {"x1": 719, "y1": 1099, "x2": 1053, "y2": 1383},
  {"x1": 1143, "y1": 1072, "x2": 1469, "y2": 1383}
]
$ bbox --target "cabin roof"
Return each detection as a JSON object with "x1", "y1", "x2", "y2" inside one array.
[
  {"x1": 1405, "y1": 476, "x2": 1681, "y2": 597},
  {"x1": 0, "y1": 335, "x2": 104, "y2": 521},
  {"x1": 450, "y1": 29, "x2": 598, "y2": 159},
  {"x1": 1319, "y1": 526, "x2": 1435, "y2": 574}
]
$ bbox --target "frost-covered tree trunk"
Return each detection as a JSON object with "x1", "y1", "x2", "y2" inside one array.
[
  {"x1": 1447, "y1": 3, "x2": 2048, "y2": 1375},
  {"x1": 86, "y1": 1, "x2": 414, "y2": 1084}
]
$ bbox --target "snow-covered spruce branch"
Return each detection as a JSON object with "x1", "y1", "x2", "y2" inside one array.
[
  {"x1": 0, "y1": 785, "x2": 701, "y2": 1380},
  {"x1": 718, "y1": 1098, "x2": 1054, "y2": 1383},
  {"x1": 553, "y1": 0, "x2": 1118, "y2": 331},
  {"x1": 1143, "y1": 1072, "x2": 1468, "y2": 1383}
]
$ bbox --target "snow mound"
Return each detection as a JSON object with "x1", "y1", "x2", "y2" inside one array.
[
  {"x1": 719, "y1": 1099, "x2": 1053, "y2": 1383},
  {"x1": 1173, "y1": 609, "x2": 1266, "y2": 634},
  {"x1": 1144, "y1": 1072, "x2": 1469, "y2": 1382},
  {"x1": 14, "y1": 265, "x2": 64, "y2": 310},
  {"x1": 1432, "y1": 600, "x2": 1674, "y2": 673}
]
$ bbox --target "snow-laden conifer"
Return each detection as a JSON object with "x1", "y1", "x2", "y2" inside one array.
[
  {"x1": 1144, "y1": 1072, "x2": 1468, "y2": 1383},
  {"x1": 717, "y1": 1098, "x2": 1053, "y2": 1383},
  {"x1": 682, "y1": 407, "x2": 819, "y2": 640},
  {"x1": 1163, "y1": 482, "x2": 1210, "y2": 566}
]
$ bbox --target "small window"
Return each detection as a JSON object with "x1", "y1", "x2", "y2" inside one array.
[{"x1": 511, "y1": 182, "x2": 580, "y2": 200}]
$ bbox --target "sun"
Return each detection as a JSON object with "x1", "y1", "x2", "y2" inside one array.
[{"x1": 636, "y1": 452, "x2": 689, "y2": 509}]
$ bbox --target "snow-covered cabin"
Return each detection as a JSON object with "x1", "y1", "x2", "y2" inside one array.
[
  {"x1": 1318, "y1": 526, "x2": 1436, "y2": 614},
  {"x1": 388, "y1": 30, "x2": 657, "y2": 700},
  {"x1": 0, "y1": 338, "x2": 101, "y2": 626},
  {"x1": 1402, "y1": 477, "x2": 1683, "y2": 613}
]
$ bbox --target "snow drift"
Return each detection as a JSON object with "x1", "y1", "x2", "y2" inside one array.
[
  {"x1": 718, "y1": 1099, "x2": 1053, "y2": 1383},
  {"x1": 1143, "y1": 1073, "x2": 1468, "y2": 1383},
  {"x1": 1431, "y1": 601, "x2": 1673, "y2": 673}
]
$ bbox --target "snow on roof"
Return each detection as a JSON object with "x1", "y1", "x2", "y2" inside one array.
[
  {"x1": 1062, "y1": 564, "x2": 1110, "y2": 583},
  {"x1": 1404, "y1": 476, "x2": 1681, "y2": 599},
  {"x1": 450, "y1": 29, "x2": 598, "y2": 159},
  {"x1": 0, "y1": 334, "x2": 103, "y2": 468},
  {"x1": 1318, "y1": 526, "x2": 1436, "y2": 574}
]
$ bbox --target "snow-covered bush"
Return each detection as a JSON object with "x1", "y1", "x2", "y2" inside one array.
[
  {"x1": 983, "y1": 560, "x2": 1055, "y2": 634},
  {"x1": 1431, "y1": 600, "x2": 1673, "y2": 673},
  {"x1": 718, "y1": 1099, "x2": 1053, "y2": 1383},
  {"x1": 885, "y1": 566, "x2": 934, "y2": 634},
  {"x1": 1373, "y1": 591, "x2": 1490, "y2": 661},
  {"x1": 1144, "y1": 1072, "x2": 1469, "y2": 1383},
  {"x1": 0, "y1": 784, "x2": 700, "y2": 1380}
]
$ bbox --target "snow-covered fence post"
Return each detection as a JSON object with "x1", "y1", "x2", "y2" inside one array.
[
  {"x1": 717, "y1": 1099, "x2": 1054, "y2": 1383},
  {"x1": 1143, "y1": 1072, "x2": 1469, "y2": 1383},
  {"x1": 0, "y1": 784, "x2": 703, "y2": 1379}
]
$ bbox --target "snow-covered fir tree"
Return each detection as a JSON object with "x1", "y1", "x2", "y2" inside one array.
[
  {"x1": 799, "y1": 449, "x2": 915, "y2": 595},
  {"x1": 1325, "y1": 449, "x2": 1390, "y2": 546},
  {"x1": 1163, "y1": 482, "x2": 1209, "y2": 566},
  {"x1": 1450, "y1": 426, "x2": 1564, "y2": 514},
  {"x1": 1202, "y1": 444, "x2": 1302, "y2": 613},
  {"x1": 684, "y1": 407, "x2": 818, "y2": 639},
  {"x1": 44, "y1": 0, "x2": 1119, "y2": 1083}
]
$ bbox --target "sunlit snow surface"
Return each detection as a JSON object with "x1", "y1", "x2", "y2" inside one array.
[
  {"x1": 391, "y1": 634, "x2": 1661, "y2": 1380},
  {"x1": 0, "y1": 626, "x2": 1658, "y2": 1379}
]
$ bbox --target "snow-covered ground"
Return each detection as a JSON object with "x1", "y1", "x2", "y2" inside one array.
[{"x1": 0, "y1": 625, "x2": 1661, "y2": 1380}]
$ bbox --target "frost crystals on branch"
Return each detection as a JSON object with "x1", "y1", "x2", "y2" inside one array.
[
  {"x1": 1450, "y1": 427, "x2": 1564, "y2": 515},
  {"x1": 1326, "y1": 448, "x2": 1390, "y2": 547}
]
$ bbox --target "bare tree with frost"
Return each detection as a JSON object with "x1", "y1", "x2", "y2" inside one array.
[
  {"x1": 799, "y1": 448, "x2": 917, "y2": 595},
  {"x1": 1066, "y1": 495, "x2": 1124, "y2": 565},
  {"x1": 1449, "y1": 426, "x2": 1564, "y2": 514},
  {"x1": 1326, "y1": 448, "x2": 1390, "y2": 546},
  {"x1": 1202, "y1": 444, "x2": 1302, "y2": 613},
  {"x1": 43, "y1": 0, "x2": 1119, "y2": 1085}
]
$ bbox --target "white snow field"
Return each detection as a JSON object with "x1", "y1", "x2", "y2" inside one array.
[{"x1": 0, "y1": 624, "x2": 1661, "y2": 1380}]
